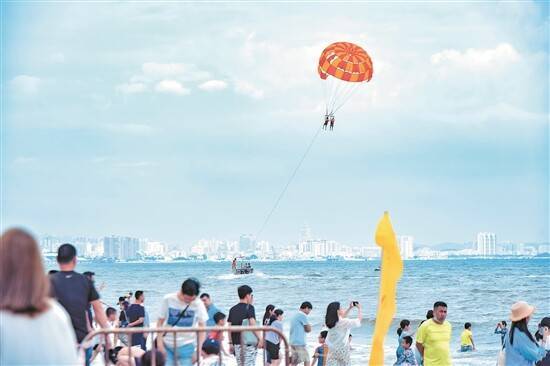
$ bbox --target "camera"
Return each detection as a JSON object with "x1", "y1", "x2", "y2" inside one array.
[{"x1": 352, "y1": 301, "x2": 359, "y2": 307}]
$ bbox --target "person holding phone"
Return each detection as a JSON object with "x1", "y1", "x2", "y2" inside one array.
[
  {"x1": 324, "y1": 301, "x2": 362, "y2": 366},
  {"x1": 503, "y1": 301, "x2": 546, "y2": 366}
]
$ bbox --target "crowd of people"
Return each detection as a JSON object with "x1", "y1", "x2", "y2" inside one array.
[
  {"x1": 1, "y1": 227, "x2": 549, "y2": 366},
  {"x1": 392, "y1": 302, "x2": 550, "y2": 366}
]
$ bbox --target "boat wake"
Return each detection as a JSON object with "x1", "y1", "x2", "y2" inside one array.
[{"x1": 213, "y1": 271, "x2": 304, "y2": 280}]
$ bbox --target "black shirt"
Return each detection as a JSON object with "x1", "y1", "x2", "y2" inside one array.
[
  {"x1": 126, "y1": 304, "x2": 145, "y2": 327},
  {"x1": 50, "y1": 270, "x2": 100, "y2": 343},
  {"x1": 228, "y1": 302, "x2": 256, "y2": 345}
]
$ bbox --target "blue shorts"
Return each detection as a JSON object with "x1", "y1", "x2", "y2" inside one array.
[
  {"x1": 460, "y1": 345, "x2": 473, "y2": 352},
  {"x1": 165, "y1": 343, "x2": 195, "y2": 366}
]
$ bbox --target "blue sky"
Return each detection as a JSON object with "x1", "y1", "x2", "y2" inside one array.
[{"x1": 2, "y1": 2, "x2": 548, "y2": 246}]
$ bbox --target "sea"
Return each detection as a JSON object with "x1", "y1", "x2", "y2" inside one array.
[{"x1": 46, "y1": 258, "x2": 550, "y2": 366}]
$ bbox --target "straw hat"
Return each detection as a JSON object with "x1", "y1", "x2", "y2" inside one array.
[{"x1": 509, "y1": 301, "x2": 536, "y2": 322}]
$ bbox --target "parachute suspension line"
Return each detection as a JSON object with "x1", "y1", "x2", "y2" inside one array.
[
  {"x1": 329, "y1": 82, "x2": 354, "y2": 114},
  {"x1": 332, "y1": 83, "x2": 361, "y2": 114},
  {"x1": 325, "y1": 77, "x2": 336, "y2": 114},
  {"x1": 328, "y1": 79, "x2": 344, "y2": 114},
  {"x1": 255, "y1": 123, "x2": 324, "y2": 240},
  {"x1": 327, "y1": 77, "x2": 345, "y2": 114}
]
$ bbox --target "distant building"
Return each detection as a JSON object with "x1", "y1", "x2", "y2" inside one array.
[
  {"x1": 476, "y1": 232, "x2": 497, "y2": 256},
  {"x1": 256, "y1": 240, "x2": 271, "y2": 258},
  {"x1": 360, "y1": 246, "x2": 381, "y2": 258},
  {"x1": 300, "y1": 224, "x2": 312, "y2": 242},
  {"x1": 40, "y1": 235, "x2": 62, "y2": 252},
  {"x1": 103, "y1": 236, "x2": 139, "y2": 260},
  {"x1": 398, "y1": 236, "x2": 414, "y2": 259},
  {"x1": 144, "y1": 241, "x2": 166, "y2": 256},
  {"x1": 239, "y1": 234, "x2": 255, "y2": 253}
]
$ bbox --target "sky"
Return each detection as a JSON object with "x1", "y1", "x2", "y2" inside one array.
[{"x1": 1, "y1": 2, "x2": 548, "y2": 247}]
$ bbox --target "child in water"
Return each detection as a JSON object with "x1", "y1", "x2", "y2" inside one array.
[
  {"x1": 394, "y1": 336, "x2": 418, "y2": 366},
  {"x1": 311, "y1": 331, "x2": 329, "y2": 366},
  {"x1": 460, "y1": 322, "x2": 475, "y2": 352}
]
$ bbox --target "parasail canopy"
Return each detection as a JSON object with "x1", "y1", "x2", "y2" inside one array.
[{"x1": 318, "y1": 42, "x2": 373, "y2": 115}]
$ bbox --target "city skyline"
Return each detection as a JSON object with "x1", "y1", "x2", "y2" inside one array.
[
  {"x1": 36, "y1": 226, "x2": 549, "y2": 260},
  {"x1": 2, "y1": 3, "x2": 548, "y2": 245}
]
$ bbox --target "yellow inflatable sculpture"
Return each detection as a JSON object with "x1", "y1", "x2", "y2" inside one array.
[{"x1": 369, "y1": 211, "x2": 403, "y2": 366}]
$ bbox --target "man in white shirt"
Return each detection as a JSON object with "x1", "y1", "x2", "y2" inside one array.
[{"x1": 158, "y1": 278, "x2": 208, "y2": 366}]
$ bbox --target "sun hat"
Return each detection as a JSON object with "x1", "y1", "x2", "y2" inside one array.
[{"x1": 509, "y1": 301, "x2": 536, "y2": 322}]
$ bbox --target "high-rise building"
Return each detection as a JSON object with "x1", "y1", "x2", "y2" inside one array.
[
  {"x1": 239, "y1": 234, "x2": 255, "y2": 253},
  {"x1": 476, "y1": 232, "x2": 497, "y2": 256},
  {"x1": 300, "y1": 224, "x2": 312, "y2": 242},
  {"x1": 40, "y1": 236, "x2": 61, "y2": 252},
  {"x1": 103, "y1": 236, "x2": 139, "y2": 260},
  {"x1": 398, "y1": 236, "x2": 414, "y2": 259}
]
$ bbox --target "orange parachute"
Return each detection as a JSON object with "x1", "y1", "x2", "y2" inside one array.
[{"x1": 318, "y1": 42, "x2": 373, "y2": 115}]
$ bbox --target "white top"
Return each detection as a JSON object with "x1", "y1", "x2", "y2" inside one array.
[
  {"x1": 159, "y1": 292, "x2": 208, "y2": 346},
  {"x1": 0, "y1": 299, "x2": 80, "y2": 365},
  {"x1": 326, "y1": 317, "x2": 361, "y2": 351}
]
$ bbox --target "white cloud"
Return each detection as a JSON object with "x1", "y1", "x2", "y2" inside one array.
[
  {"x1": 102, "y1": 123, "x2": 156, "y2": 135},
  {"x1": 154, "y1": 80, "x2": 190, "y2": 95},
  {"x1": 234, "y1": 80, "x2": 264, "y2": 99},
  {"x1": 431, "y1": 43, "x2": 520, "y2": 70},
  {"x1": 116, "y1": 82, "x2": 147, "y2": 94},
  {"x1": 11, "y1": 75, "x2": 41, "y2": 94},
  {"x1": 141, "y1": 62, "x2": 211, "y2": 81},
  {"x1": 198, "y1": 80, "x2": 228, "y2": 91}
]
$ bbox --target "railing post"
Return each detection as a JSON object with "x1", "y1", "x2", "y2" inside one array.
[
  {"x1": 173, "y1": 330, "x2": 177, "y2": 366},
  {"x1": 128, "y1": 331, "x2": 132, "y2": 360},
  {"x1": 151, "y1": 330, "x2": 156, "y2": 366},
  {"x1": 240, "y1": 329, "x2": 245, "y2": 366},
  {"x1": 262, "y1": 328, "x2": 266, "y2": 366},
  {"x1": 196, "y1": 330, "x2": 200, "y2": 365}
]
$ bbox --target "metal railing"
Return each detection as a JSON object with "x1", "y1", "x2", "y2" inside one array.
[{"x1": 80, "y1": 325, "x2": 291, "y2": 365}]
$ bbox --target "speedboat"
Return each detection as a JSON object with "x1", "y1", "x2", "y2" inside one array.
[{"x1": 231, "y1": 258, "x2": 254, "y2": 275}]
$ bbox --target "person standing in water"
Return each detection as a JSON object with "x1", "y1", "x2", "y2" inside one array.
[
  {"x1": 495, "y1": 320, "x2": 508, "y2": 346},
  {"x1": 416, "y1": 301, "x2": 452, "y2": 366}
]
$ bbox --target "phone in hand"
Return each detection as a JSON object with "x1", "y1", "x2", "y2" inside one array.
[{"x1": 352, "y1": 301, "x2": 359, "y2": 307}]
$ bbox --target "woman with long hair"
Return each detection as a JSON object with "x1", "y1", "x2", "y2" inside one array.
[
  {"x1": 263, "y1": 304, "x2": 275, "y2": 326},
  {"x1": 396, "y1": 319, "x2": 412, "y2": 358},
  {"x1": 504, "y1": 301, "x2": 547, "y2": 366},
  {"x1": 262, "y1": 304, "x2": 275, "y2": 364},
  {"x1": 324, "y1": 301, "x2": 362, "y2": 366},
  {"x1": 265, "y1": 309, "x2": 284, "y2": 366},
  {"x1": 0, "y1": 228, "x2": 79, "y2": 365}
]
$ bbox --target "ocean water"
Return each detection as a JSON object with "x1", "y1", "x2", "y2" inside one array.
[{"x1": 46, "y1": 258, "x2": 550, "y2": 365}]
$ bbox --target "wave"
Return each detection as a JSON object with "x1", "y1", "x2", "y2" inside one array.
[
  {"x1": 213, "y1": 271, "x2": 304, "y2": 280},
  {"x1": 255, "y1": 271, "x2": 304, "y2": 280}
]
